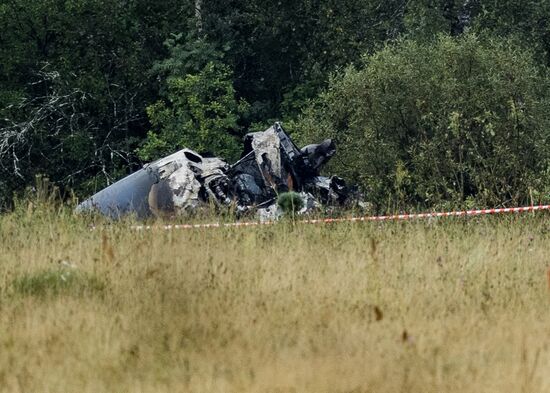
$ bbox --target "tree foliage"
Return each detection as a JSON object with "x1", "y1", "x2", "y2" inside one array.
[
  {"x1": 295, "y1": 35, "x2": 550, "y2": 210},
  {"x1": 0, "y1": 0, "x2": 192, "y2": 204},
  {"x1": 139, "y1": 61, "x2": 247, "y2": 162},
  {"x1": 1, "y1": 0, "x2": 550, "y2": 209}
]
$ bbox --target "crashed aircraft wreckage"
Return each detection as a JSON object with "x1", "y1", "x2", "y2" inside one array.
[{"x1": 76, "y1": 123, "x2": 357, "y2": 220}]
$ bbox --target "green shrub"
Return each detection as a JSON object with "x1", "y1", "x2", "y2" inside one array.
[
  {"x1": 277, "y1": 192, "x2": 304, "y2": 215},
  {"x1": 295, "y1": 34, "x2": 550, "y2": 211}
]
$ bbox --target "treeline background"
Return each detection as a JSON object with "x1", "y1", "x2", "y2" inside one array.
[{"x1": 1, "y1": 0, "x2": 549, "y2": 212}]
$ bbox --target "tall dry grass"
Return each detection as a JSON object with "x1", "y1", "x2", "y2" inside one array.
[{"x1": 0, "y1": 204, "x2": 549, "y2": 392}]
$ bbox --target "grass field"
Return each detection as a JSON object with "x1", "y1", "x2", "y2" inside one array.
[{"x1": 0, "y1": 206, "x2": 549, "y2": 392}]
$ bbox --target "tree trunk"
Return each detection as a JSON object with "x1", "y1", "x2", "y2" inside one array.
[{"x1": 195, "y1": 0, "x2": 203, "y2": 36}]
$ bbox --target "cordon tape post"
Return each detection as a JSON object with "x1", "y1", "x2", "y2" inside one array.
[{"x1": 131, "y1": 204, "x2": 550, "y2": 231}]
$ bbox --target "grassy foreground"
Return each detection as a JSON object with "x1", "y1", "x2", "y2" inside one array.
[{"x1": 0, "y1": 207, "x2": 549, "y2": 392}]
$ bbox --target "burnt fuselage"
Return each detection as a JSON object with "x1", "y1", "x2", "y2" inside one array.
[{"x1": 76, "y1": 123, "x2": 349, "y2": 219}]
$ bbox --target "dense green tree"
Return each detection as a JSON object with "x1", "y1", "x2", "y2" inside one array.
[
  {"x1": 0, "y1": 0, "x2": 193, "y2": 205},
  {"x1": 404, "y1": 0, "x2": 481, "y2": 38},
  {"x1": 295, "y1": 34, "x2": 550, "y2": 210},
  {"x1": 404, "y1": 0, "x2": 550, "y2": 64},
  {"x1": 474, "y1": 1, "x2": 550, "y2": 65},
  {"x1": 2, "y1": 0, "x2": 550, "y2": 210},
  {"x1": 139, "y1": 61, "x2": 248, "y2": 162},
  {"x1": 199, "y1": 0, "x2": 410, "y2": 121}
]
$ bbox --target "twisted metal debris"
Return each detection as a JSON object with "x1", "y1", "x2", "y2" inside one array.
[{"x1": 76, "y1": 123, "x2": 357, "y2": 219}]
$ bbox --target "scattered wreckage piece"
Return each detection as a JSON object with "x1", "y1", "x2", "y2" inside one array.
[
  {"x1": 76, "y1": 122, "x2": 356, "y2": 220},
  {"x1": 75, "y1": 149, "x2": 229, "y2": 219}
]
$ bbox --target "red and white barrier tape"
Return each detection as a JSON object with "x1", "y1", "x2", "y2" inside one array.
[{"x1": 132, "y1": 204, "x2": 550, "y2": 231}]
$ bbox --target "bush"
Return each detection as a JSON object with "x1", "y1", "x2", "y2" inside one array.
[
  {"x1": 277, "y1": 192, "x2": 304, "y2": 215},
  {"x1": 295, "y1": 34, "x2": 550, "y2": 211}
]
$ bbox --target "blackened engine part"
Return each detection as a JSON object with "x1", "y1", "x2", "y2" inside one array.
[
  {"x1": 203, "y1": 175, "x2": 232, "y2": 206},
  {"x1": 308, "y1": 176, "x2": 349, "y2": 204},
  {"x1": 273, "y1": 122, "x2": 301, "y2": 161},
  {"x1": 300, "y1": 139, "x2": 336, "y2": 174},
  {"x1": 229, "y1": 123, "x2": 310, "y2": 208},
  {"x1": 233, "y1": 173, "x2": 265, "y2": 206},
  {"x1": 237, "y1": 122, "x2": 314, "y2": 193},
  {"x1": 229, "y1": 151, "x2": 276, "y2": 205},
  {"x1": 197, "y1": 157, "x2": 232, "y2": 206},
  {"x1": 273, "y1": 122, "x2": 307, "y2": 188}
]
